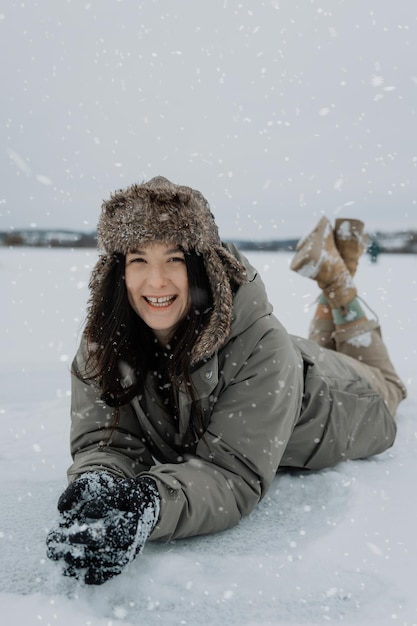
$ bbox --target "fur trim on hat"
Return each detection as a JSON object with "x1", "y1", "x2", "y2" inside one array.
[{"x1": 93, "y1": 176, "x2": 248, "y2": 363}]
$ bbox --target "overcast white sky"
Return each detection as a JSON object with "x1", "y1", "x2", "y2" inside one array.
[{"x1": 1, "y1": 0, "x2": 416, "y2": 240}]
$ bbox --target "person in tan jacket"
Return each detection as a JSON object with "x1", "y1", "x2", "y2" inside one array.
[{"x1": 46, "y1": 176, "x2": 406, "y2": 585}]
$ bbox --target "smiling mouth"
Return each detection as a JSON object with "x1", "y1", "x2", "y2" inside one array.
[{"x1": 144, "y1": 295, "x2": 177, "y2": 308}]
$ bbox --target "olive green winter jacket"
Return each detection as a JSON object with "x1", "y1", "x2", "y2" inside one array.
[{"x1": 67, "y1": 246, "x2": 396, "y2": 541}]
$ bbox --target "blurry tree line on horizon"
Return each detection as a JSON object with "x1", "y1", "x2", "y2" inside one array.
[{"x1": 1, "y1": 228, "x2": 417, "y2": 254}]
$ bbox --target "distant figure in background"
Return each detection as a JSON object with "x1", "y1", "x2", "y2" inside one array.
[
  {"x1": 46, "y1": 176, "x2": 406, "y2": 585},
  {"x1": 367, "y1": 236, "x2": 381, "y2": 263}
]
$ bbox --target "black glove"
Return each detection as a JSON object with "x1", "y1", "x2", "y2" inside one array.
[{"x1": 46, "y1": 472, "x2": 160, "y2": 585}]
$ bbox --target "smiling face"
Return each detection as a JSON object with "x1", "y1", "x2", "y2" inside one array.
[{"x1": 124, "y1": 241, "x2": 192, "y2": 345}]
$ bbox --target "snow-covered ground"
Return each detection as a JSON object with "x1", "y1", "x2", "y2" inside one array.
[{"x1": 1, "y1": 247, "x2": 416, "y2": 626}]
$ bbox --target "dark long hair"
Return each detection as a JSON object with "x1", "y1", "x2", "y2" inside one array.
[{"x1": 81, "y1": 250, "x2": 213, "y2": 441}]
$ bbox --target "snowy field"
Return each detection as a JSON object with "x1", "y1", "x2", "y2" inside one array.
[{"x1": 1, "y1": 246, "x2": 416, "y2": 626}]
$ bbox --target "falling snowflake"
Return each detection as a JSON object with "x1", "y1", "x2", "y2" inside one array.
[
  {"x1": 371, "y1": 75, "x2": 384, "y2": 87},
  {"x1": 113, "y1": 605, "x2": 128, "y2": 619},
  {"x1": 36, "y1": 175, "x2": 53, "y2": 186}
]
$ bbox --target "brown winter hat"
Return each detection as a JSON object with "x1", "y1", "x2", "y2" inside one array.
[{"x1": 94, "y1": 175, "x2": 248, "y2": 363}]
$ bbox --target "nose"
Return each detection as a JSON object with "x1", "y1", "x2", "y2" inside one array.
[{"x1": 147, "y1": 265, "x2": 168, "y2": 288}]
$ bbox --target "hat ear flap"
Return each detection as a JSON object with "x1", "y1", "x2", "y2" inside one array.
[
  {"x1": 214, "y1": 245, "x2": 248, "y2": 286},
  {"x1": 191, "y1": 248, "x2": 235, "y2": 364}
]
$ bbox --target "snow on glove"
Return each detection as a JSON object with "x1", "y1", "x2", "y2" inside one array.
[
  {"x1": 46, "y1": 472, "x2": 160, "y2": 585},
  {"x1": 46, "y1": 472, "x2": 116, "y2": 569}
]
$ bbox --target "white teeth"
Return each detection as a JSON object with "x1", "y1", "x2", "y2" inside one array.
[
  {"x1": 147, "y1": 296, "x2": 173, "y2": 303},
  {"x1": 145, "y1": 296, "x2": 175, "y2": 307}
]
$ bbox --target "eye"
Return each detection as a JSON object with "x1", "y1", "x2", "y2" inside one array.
[
  {"x1": 128, "y1": 256, "x2": 146, "y2": 264},
  {"x1": 168, "y1": 255, "x2": 185, "y2": 263}
]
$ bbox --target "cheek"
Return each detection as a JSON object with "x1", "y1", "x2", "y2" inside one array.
[
  {"x1": 125, "y1": 288, "x2": 135, "y2": 311},
  {"x1": 124, "y1": 279, "x2": 132, "y2": 299},
  {"x1": 124, "y1": 270, "x2": 137, "y2": 293},
  {"x1": 124, "y1": 274, "x2": 139, "y2": 306}
]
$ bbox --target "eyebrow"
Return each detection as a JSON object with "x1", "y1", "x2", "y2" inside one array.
[{"x1": 128, "y1": 247, "x2": 183, "y2": 255}]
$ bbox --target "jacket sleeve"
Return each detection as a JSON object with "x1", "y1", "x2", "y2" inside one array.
[
  {"x1": 67, "y1": 322, "x2": 304, "y2": 542},
  {"x1": 146, "y1": 318, "x2": 304, "y2": 541},
  {"x1": 67, "y1": 343, "x2": 154, "y2": 482}
]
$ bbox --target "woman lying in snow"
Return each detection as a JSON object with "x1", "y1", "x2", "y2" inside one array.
[{"x1": 46, "y1": 176, "x2": 406, "y2": 585}]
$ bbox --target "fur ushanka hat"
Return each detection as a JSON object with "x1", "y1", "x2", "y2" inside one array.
[{"x1": 92, "y1": 175, "x2": 248, "y2": 364}]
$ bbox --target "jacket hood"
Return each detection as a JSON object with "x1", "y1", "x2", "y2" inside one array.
[
  {"x1": 90, "y1": 176, "x2": 248, "y2": 364},
  {"x1": 225, "y1": 244, "x2": 274, "y2": 341}
]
